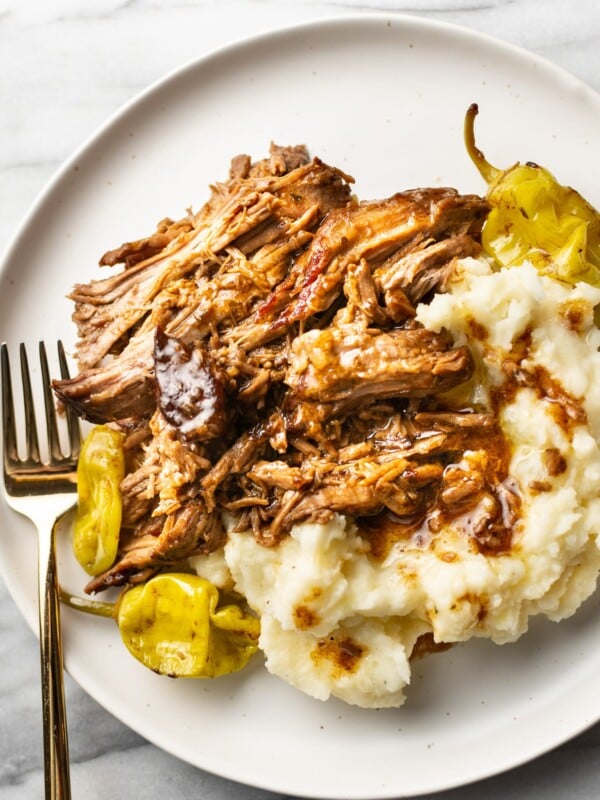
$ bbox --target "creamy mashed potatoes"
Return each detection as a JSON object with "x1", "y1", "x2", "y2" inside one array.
[{"x1": 193, "y1": 258, "x2": 600, "y2": 708}]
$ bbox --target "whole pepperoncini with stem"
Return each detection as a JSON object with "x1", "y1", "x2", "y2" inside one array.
[
  {"x1": 61, "y1": 574, "x2": 260, "y2": 678},
  {"x1": 464, "y1": 103, "x2": 600, "y2": 287}
]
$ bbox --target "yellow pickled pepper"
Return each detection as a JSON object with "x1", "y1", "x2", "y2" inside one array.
[
  {"x1": 464, "y1": 103, "x2": 600, "y2": 287},
  {"x1": 74, "y1": 425, "x2": 125, "y2": 575},
  {"x1": 116, "y1": 574, "x2": 260, "y2": 678}
]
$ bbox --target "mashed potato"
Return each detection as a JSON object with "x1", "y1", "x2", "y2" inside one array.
[{"x1": 193, "y1": 258, "x2": 600, "y2": 708}]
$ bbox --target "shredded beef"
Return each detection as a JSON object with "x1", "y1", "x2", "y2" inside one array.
[{"x1": 53, "y1": 143, "x2": 521, "y2": 593}]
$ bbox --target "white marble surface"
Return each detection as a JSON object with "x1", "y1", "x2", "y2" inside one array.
[{"x1": 1, "y1": 1, "x2": 600, "y2": 798}]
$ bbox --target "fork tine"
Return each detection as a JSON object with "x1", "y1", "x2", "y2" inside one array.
[
  {"x1": 38, "y1": 342, "x2": 63, "y2": 463},
  {"x1": 57, "y1": 341, "x2": 81, "y2": 460},
  {"x1": 19, "y1": 343, "x2": 42, "y2": 463},
  {"x1": 1, "y1": 343, "x2": 20, "y2": 468}
]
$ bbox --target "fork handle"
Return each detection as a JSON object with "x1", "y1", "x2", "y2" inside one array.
[{"x1": 38, "y1": 512, "x2": 72, "y2": 800}]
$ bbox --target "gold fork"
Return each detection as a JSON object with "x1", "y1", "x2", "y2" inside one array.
[{"x1": 1, "y1": 341, "x2": 80, "y2": 800}]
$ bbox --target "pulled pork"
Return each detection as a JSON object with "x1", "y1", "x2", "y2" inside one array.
[{"x1": 53, "y1": 144, "x2": 518, "y2": 594}]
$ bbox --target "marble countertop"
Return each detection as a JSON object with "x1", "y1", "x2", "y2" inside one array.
[{"x1": 1, "y1": 1, "x2": 600, "y2": 798}]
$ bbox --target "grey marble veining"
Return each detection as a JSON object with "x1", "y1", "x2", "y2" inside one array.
[{"x1": 1, "y1": 1, "x2": 600, "y2": 798}]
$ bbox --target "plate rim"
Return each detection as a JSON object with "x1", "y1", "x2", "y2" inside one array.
[{"x1": 2, "y1": 12, "x2": 600, "y2": 799}]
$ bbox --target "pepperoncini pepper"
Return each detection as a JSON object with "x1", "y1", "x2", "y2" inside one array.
[
  {"x1": 464, "y1": 103, "x2": 600, "y2": 286},
  {"x1": 116, "y1": 574, "x2": 260, "y2": 677},
  {"x1": 61, "y1": 574, "x2": 260, "y2": 678},
  {"x1": 74, "y1": 425, "x2": 125, "y2": 575}
]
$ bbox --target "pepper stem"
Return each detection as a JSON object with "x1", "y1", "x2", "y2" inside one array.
[
  {"x1": 464, "y1": 103, "x2": 501, "y2": 185},
  {"x1": 59, "y1": 586, "x2": 115, "y2": 618}
]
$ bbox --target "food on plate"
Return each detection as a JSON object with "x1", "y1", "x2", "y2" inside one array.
[
  {"x1": 61, "y1": 573, "x2": 260, "y2": 678},
  {"x1": 73, "y1": 424, "x2": 125, "y2": 575},
  {"x1": 55, "y1": 116, "x2": 600, "y2": 707},
  {"x1": 464, "y1": 104, "x2": 600, "y2": 287},
  {"x1": 116, "y1": 574, "x2": 260, "y2": 678}
]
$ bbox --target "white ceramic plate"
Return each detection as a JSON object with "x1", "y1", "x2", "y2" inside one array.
[{"x1": 1, "y1": 14, "x2": 600, "y2": 799}]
